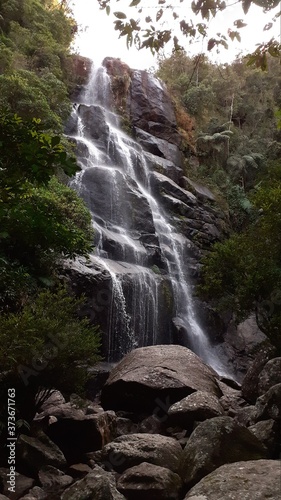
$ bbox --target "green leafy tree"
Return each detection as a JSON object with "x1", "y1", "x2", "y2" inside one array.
[
  {"x1": 0, "y1": 114, "x2": 93, "y2": 309},
  {"x1": 199, "y1": 161, "x2": 281, "y2": 353},
  {"x1": 0, "y1": 287, "x2": 101, "y2": 424}
]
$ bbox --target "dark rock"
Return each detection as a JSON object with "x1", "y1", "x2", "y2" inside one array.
[
  {"x1": 223, "y1": 315, "x2": 269, "y2": 382},
  {"x1": 16, "y1": 433, "x2": 67, "y2": 477},
  {"x1": 135, "y1": 128, "x2": 182, "y2": 166},
  {"x1": 258, "y1": 357, "x2": 281, "y2": 396},
  {"x1": 61, "y1": 467, "x2": 125, "y2": 500},
  {"x1": 167, "y1": 391, "x2": 224, "y2": 429},
  {"x1": 38, "y1": 465, "x2": 73, "y2": 490},
  {"x1": 184, "y1": 460, "x2": 281, "y2": 499},
  {"x1": 47, "y1": 410, "x2": 116, "y2": 463},
  {"x1": 117, "y1": 462, "x2": 182, "y2": 500},
  {"x1": 102, "y1": 433, "x2": 183, "y2": 474},
  {"x1": 249, "y1": 420, "x2": 280, "y2": 457},
  {"x1": 255, "y1": 383, "x2": 281, "y2": 421},
  {"x1": 235, "y1": 405, "x2": 258, "y2": 427},
  {"x1": 68, "y1": 464, "x2": 93, "y2": 478},
  {"x1": 20, "y1": 487, "x2": 47, "y2": 500},
  {"x1": 241, "y1": 341, "x2": 276, "y2": 403},
  {"x1": 150, "y1": 171, "x2": 197, "y2": 207},
  {"x1": 129, "y1": 70, "x2": 179, "y2": 145},
  {"x1": 181, "y1": 416, "x2": 268, "y2": 487},
  {"x1": 139, "y1": 415, "x2": 164, "y2": 435},
  {"x1": 144, "y1": 151, "x2": 182, "y2": 183},
  {"x1": 101, "y1": 345, "x2": 221, "y2": 413},
  {"x1": 116, "y1": 418, "x2": 139, "y2": 437},
  {"x1": 179, "y1": 177, "x2": 216, "y2": 203},
  {"x1": 0, "y1": 468, "x2": 34, "y2": 500}
]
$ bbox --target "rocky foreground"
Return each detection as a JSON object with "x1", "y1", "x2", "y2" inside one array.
[{"x1": 1, "y1": 345, "x2": 281, "y2": 499}]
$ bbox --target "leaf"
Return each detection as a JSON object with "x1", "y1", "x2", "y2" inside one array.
[
  {"x1": 242, "y1": 0, "x2": 252, "y2": 14},
  {"x1": 106, "y1": 5, "x2": 110, "y2": 15},
  {"x1": 207, "y1": 38, "x2": 216, "y2": 51},
  {"x1": 156, "y1": 9, "x2": 163, "y2": 22},
  {"x1": 263, "y1": 22, "x2": 273, "y2": 31},
  {"x1": 113, "y1": 12, "x2": 127, "y2": 19},
  {"x1": 51, "y1": 136, "x2": 61, "y2": 147},
  {"x1": 145, "y1": 16, "x2": 152, "y2": 23},
  {"x1": 129, "y1": 0, "x2": 141, "y2": 6},
  {"x1": 234, "y1": 19, "x2": 247, "y2": 28}
]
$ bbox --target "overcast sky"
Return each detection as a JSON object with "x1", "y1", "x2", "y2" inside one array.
[{"x1": 70, "y1": 0, "x2": 281, "y2": 70}]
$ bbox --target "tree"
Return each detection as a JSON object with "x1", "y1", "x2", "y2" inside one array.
[
  {"x1": 0, "y1": 114, "x2": 93, "y2": 309},
  {"x1": 97, "y1": 0, "x2": 281, "y2": 69},
  {"x1": 199, "y1": 161, "x2": 281, "y2": 353}
]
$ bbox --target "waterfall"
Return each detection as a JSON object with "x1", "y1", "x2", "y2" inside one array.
[{"x1": 67, "y1": 61, "x2": 229, "y2": 376}]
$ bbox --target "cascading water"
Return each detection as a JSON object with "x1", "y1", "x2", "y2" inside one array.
[{"x1": 67, "y1": 61, "x2": 229, "y2": 376}]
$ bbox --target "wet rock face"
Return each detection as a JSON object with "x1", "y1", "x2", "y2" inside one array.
[{"x1": 129, "y1": 70, "x2": 179, "y2": 145}]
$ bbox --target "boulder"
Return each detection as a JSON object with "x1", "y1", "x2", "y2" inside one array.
[
  {"x1": 47, "y1": 410, "x2": 116, "y2": 463},
  {"x1": 101, "y1": 433, "x2": 183, "y2": 474},
  {"x1": 249, "y1": 420, "x2": 280, "y2": 457},
  {"x1": 167, "y1": 391, "x2": 224, "y2": 429},
  {"x1": 223, "y1": 315, "x2": 268, "y2": 382},
  {"x1": 255, "y1": 383, "x2": 281, "y2": 421},
  {"x1": 16, "y1": 433, "x2": 67, "y2": 477},
  {"x1": 241, "y1": 342, "x2": 276, "y2": 403},
  {"x1": 38, "y1": 465, "x2": 73, "y2": 490},
  {"x1": 258, "y1": 357, "x2": 281, "y2": 396},
  {"x1": 117, "y1": 462, "x2": 182, "y2": 500},
  {"x1": 184, "y1": 460, "x2": 281, "y2": 499},
  {"x1": 101, "y1": 345, "x2": 221, "y2": 413},
  {"x1": 61, "y1": 467, "x2": 125, "y2": 500},
  {"x1": 0, "y1": 468, "x2": 34, "y2": 500},
  {"x1": 181, "y1": 416, "x2": 268, "y2": 487},
  {"x1": 68, "y1": 464, "x2": 93, "y2": 478},
  {"x1": 20, "y1": 487, "x2": 47, "y2": 500}
]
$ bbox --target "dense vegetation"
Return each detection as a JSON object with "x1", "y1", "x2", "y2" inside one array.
[
  {"x1": 0, "y1": 0, "x2": 100, "y2": 433},
  {"x1": 156, "y1": 50, "x2": 281, "y2": 353}
]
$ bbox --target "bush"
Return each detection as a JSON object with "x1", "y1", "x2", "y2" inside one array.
[{"x1": 0, "y1": 287, "x2": 101, "y2": 422}]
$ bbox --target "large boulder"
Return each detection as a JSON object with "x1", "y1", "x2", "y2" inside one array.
[
  {"x1": 184, "y1": 460, "x2": 281, "y2": 499},
  {"x1": 117, "y1": 462, "x2": 182, "y2": 500},
  {"x1": 61, "y1": 468, "x2": 125, "y2": 500},
  {"x1": 0, "y1": 468, "x2": 34, "y2": 500},
  {"x1": 101, "y1": 433, "x2": 183, "y2": 474},
  {"x1": 16, "y1": 433, "x2": 67, "y2": 477},
  {"x1": 47, "y1": 410, "x2": 116, "y2": 463},
  {"x1": 181, "y1": 416, "x2": 268, "y2": 487},
  {"x1": 101, "y1": 345, "x2": 221, "y2": 413},
  {"x1": 167, "y1": 391, "x2": 224, "y2": 429},
  {"x1": 258, "y1": 357, "x2": 281, "y2": 396},
  {"x1": 241, "y1": 341, "x2": 276, "y2": 403},
  {"x1": 249, "y1": 419, "x2": 280, "y2": 457},
  {"x1": 223, "y1": 315, "x2": 269, "y2": 382},
  {"x1": 255, "y1": 383, "x2": 281, "y2": 421}
]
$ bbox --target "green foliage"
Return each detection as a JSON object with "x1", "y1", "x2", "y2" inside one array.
[
  {"x1": 0, "y1": 114, "x2": 93, "y2": 309},
  {"x1": 199, "y1": 161, "x2": 281, "y2": 352},
  {"x1": 0, "y1": 287, "x2": 101, "y2": 422}
]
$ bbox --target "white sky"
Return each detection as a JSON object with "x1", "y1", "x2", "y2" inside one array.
[{"x1": 70, "y1": 0, "x2": 281, "y2": 70}]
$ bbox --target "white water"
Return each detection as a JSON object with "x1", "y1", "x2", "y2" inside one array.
[{"x1": 68, "y1": 62, "x2": 229, "y2": 376}]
